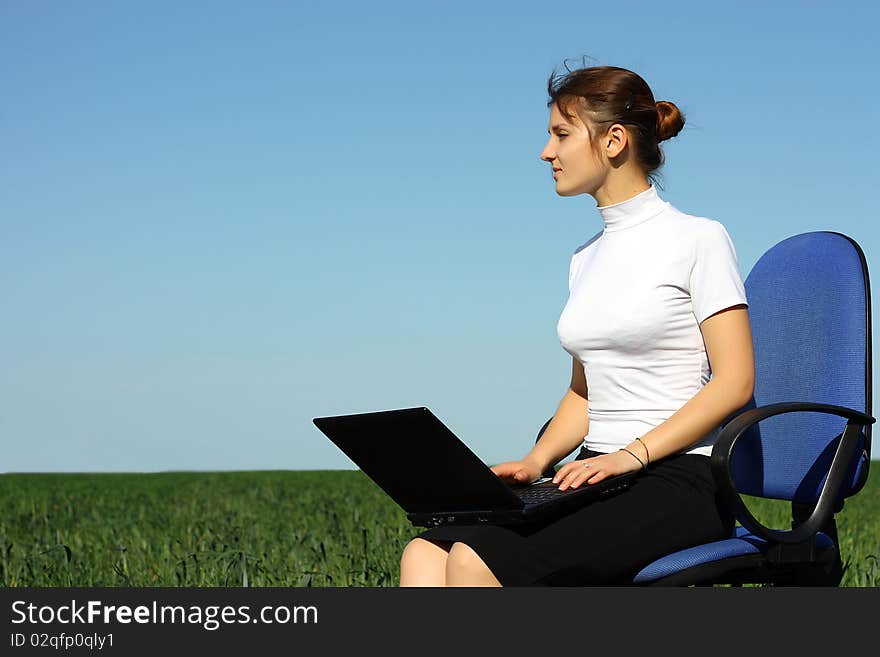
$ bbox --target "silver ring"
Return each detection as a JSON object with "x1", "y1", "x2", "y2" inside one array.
[{"x1": 583, "y1": 462, "x2": 591, "y2": 469}]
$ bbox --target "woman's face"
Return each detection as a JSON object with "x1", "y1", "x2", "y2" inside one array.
[{"x1": 540, "y1": 103, "x2": 608, "y2": 197}]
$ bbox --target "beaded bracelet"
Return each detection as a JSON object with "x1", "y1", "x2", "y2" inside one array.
[{"x1": 619, "y1": 447, "x2": 647, "y2": 470}]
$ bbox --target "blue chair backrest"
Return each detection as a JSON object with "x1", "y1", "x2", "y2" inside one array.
[{"x1": 731, "y1": 232, "x2": 871, "y2": 502}]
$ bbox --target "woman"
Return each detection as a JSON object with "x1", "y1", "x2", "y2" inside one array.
[{"x1": 399, "y1": 65, "x2": 755, "y2": 586}]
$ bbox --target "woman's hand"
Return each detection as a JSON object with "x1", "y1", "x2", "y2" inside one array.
[
  {"x1": 490, "y1": 458, "x2": 544, "y2": 485},
  {"x1": 552, "y1": 450, "x2": 643, "y2": 490}
]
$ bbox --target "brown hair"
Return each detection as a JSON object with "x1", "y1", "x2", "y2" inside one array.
[{"x1": 547, "y1": 65, "x2": 685, "y2": 184}]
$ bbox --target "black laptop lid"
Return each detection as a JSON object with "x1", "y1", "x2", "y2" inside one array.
[{"x1": 312, "y1": 407, "x2": 522, "y2": 513}]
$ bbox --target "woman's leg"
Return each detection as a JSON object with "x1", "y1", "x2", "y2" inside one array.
[
  {"x1": 445, "y1": 542, "x2": 502, "y2": 587},
  {"x1": 399, "y1": 538, "x2": 453, "y2": 586}
]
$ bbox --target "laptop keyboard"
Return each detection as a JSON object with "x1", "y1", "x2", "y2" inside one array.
[{"x1": 514, "y1": 481, "x2": 580, "y2": 504}]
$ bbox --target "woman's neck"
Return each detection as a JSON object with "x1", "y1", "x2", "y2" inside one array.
[{"x1": 592, "y1": 175, "x2": 651, "y2": 207}]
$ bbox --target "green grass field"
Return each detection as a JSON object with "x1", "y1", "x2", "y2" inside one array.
[{"x1": 1, "y1": 468, "x2": 878, "y2": 587}]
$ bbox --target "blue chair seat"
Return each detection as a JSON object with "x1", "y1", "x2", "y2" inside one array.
[{"x1": 632, "y1": 526, "x2": 835, "y2": 584}]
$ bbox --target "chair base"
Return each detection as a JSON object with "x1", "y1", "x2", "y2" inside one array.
[{"x1": 643, "y1": 549, "x2": 843, "y2": 587}]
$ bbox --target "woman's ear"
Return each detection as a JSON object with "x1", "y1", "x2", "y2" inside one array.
[{"x1": 604, "y1": 124, "x2": 629, "y2": 158}]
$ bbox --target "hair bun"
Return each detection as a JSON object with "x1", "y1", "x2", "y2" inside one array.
[{"x1": 655, "y1": 100, "x2": 684, "y2": 142}]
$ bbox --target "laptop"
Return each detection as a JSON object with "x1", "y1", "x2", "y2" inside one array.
[{"x1": 312, "y1": 406, "x2": 637, "y2": 528}]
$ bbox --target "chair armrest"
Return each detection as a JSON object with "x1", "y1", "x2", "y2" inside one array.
[{"x1": 711, "y1": 402, "x2": 875, "y2": 545}]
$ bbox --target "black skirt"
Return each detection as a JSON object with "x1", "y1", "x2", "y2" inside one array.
[{"x1": 415, "y1": 447, "x2": 735, "y2": 586}]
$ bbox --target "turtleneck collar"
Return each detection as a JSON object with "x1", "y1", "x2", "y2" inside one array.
[{"x1": 597, "y1": 185, "x2": 669, "y2": 233}]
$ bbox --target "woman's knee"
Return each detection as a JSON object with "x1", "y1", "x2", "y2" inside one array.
[
  {"x1": 399, "y1": 538, "x2": 452, "y2": 587},
  {"x1": 446, "y1": 542, "x2": 481, "y2": 571},
  {"x1": 399, "y1": 538, "x2": 449, "y2": 570},
  {"x1": 401, "y1": 537, "x2": 451, "y2": 562},
  {"x1": 445, "y1": 542, "x2": 501, "y2": 585}
]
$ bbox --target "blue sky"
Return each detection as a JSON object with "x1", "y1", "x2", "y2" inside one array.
[{"x1": 1, "y1": 1, "x2": 876, "y2": 472}]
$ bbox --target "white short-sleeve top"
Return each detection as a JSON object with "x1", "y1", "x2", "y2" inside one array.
[{"x1": 556, "y1": 185, "x2": 748, "y2": 456}]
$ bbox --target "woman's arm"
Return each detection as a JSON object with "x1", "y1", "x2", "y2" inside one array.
[
  {"x1": 629, "y1": 304, "x2": 754, "y2": 464},
  {"x1": 490, "y1": 356, "x2": 591, "y2": 483},
  {"x1": 522, "y1": 356, "x2": 591, "y2": 473},
  {"x1": 554, "y1": 304, "x2": 754, "y2": 488}
]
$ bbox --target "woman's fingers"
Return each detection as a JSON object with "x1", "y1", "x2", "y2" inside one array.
[
  {"x1": 491, "y1": 461, "x2": 534, "y2": 483},
  {"x1": 553, "y1": 459, "x2": 605, "y2": 489},
  {"x1": 552, "y1": 460, "x2": 587, "y2": 481}
]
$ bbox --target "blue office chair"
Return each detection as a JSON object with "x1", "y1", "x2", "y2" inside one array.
[{"x1": 536, "y1": 231, "x2": 874, "y2": 586}]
